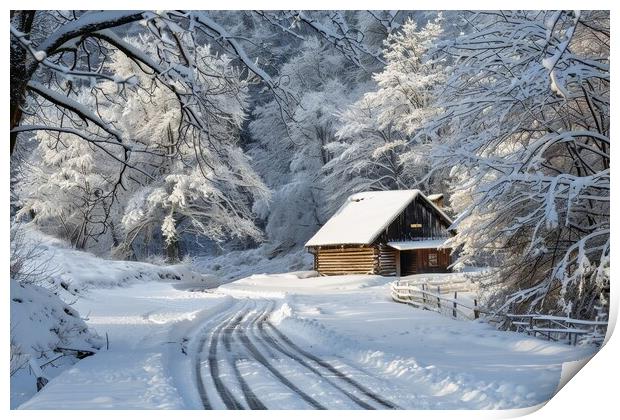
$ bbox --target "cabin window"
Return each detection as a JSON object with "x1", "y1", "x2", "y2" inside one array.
[
  {"x1": 428, "y1": 252, "x2": 439, "y2": 267},
  {"x1": 410, "y1": 223, "x2": 422, "y2": 229}
]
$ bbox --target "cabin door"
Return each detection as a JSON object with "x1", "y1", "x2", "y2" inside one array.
[{"x1": 400, "y1": 251, "x2": 417, "y2": 276}]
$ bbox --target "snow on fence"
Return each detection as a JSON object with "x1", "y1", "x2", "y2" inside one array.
[
  {"x1": 390, "y1": 281, "x2": 481, "y2": 321},
  {"x1": 390, "y1": 281, "x2": 608, "y2": 346},
  {"x1": 499, "y1": 314, "x2": 607, "y2": 346},
  {"x1": 396, "y1": 276, "x2": 478, "y2": 293}
]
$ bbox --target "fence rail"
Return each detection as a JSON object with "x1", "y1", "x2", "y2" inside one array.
[
  {"x1": 390, "y1": 281, "x2": 482, "y2": 321},
  {"x1": 499, "y1": 313, "x2": 607, "y2": 346},
  {"x1": 390, "y1": 281, "x2": 608, "y2": 346},
  {"x1": 395, "y1": 277, "x2": 478, "y2": 294}
]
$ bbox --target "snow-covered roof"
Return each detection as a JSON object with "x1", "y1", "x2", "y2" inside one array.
[
  {"x1": 306, "y1": 190, "x2": 421, "y2": 247},
  {"x1": 306, "y1": 189, "x2": 452, "y2": 247},
  {"x1": 387, "y1": 239, "x2": 449, "y2": 251},
  {"x1": 427, "y1": 193, "x2": 444, "y2": 201}
]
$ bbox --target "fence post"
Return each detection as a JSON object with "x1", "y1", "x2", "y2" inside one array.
[
  {"x1": 453, "y1": 291, "x2": 457, "y2": 318},
  {"x1": 473, "y1": 299, "x2": 479, "y2": 319},
  {"x1": 437, "y1": 286, "x2": 441, "y2": 310},
  {"x1": 593, "y1": 315, "x2": 599, "y2": 344},
  {"x1": 422, "y1": 284, "x2": 426, "y2": 306}
]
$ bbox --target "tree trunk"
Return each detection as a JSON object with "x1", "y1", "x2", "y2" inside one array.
[
  {"x1": 165, "y1": 237, "x2": 180, "y2": 263},
  {"x1": 10, "y1": 11, "x2": 36, "y2": 155}
]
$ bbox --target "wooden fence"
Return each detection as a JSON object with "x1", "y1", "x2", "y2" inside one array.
[
  {"x1": 390, "y1": 281, "x2": 482, "y2": 321},
  {"x1": 499, "y1": 314, "x2": 607, "y2": 346},
  {"x1": 390, "y1": 281, "x2": 608, "y2": 346}
]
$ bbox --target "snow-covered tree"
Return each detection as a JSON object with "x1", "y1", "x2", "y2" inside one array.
[
  {"x1": 10, "y1": 10, "x2": 402, "y2": 257},
  {"x1": 106, "y1": 39, "x2": 269, "y2": 261},
  {"x1": 361, "y1": 16, "x2": 445, "y2": 137},
  {"x1": 324, "y1": 16, "x2": 446, "y2": 211},
  {"x1": 15, "y1": 93, "x2": 127, "y2": 250},
  {"x1": 16, "y1": 34, "x2": 269, "y2": 259},
  {"x1": 429, "y1": 11, "x2": 609, "y2": 319},
  {"x1": 249, "y1": 37, "x2": 372, "y2": 251}
]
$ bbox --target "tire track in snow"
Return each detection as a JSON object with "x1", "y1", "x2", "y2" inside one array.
[
  {"x1": 224, "y1": 302, "x2": 268, "y2": 410},
  {"x1": 193, "y1": 302, "x2": 247, "y2": 409},
  {"x1": 236, "y1": 302, "x2": 327, "y2": 409},
  {"x1": 260, "y1": 303, "x2": 400, "y2": 409},
  {"x1": 196, "y1": 298, "x2": 400, "y2": 409},
  {"x1": 207, "y1": 303, "x2": 248, "y2": 409},
  {"x1": 254, "y1": 310, "x2": 376, "y2": 409},
  {"x1": 195, "y1": 300, "x2": 249, "y2": 409},
  {"x1": 193, "y1": 330, "x2": 213, "y2": 409}
]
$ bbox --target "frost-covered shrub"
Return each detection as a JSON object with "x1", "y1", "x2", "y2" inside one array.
[{"x1": 10, "y1": 224, "x2": 53, "y2": 286}]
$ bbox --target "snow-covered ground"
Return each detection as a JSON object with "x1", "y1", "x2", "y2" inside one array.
[
  {"x1": 15, "y1": 260, "x2": 598, "y2": 410},
  {"x1": 215, "y1": 273, "x2": 597, "y2": 408},
  {"x1": 17, "y1": 282, "x2": 230, "y2": 409}
]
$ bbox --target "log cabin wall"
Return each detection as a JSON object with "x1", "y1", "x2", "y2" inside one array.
[
  {"x1": 312, "y1": 245, "x2": 378, "y2": 275},
  {"x1": 377, "y1": 244, "x2": 397, "y2": 276}
]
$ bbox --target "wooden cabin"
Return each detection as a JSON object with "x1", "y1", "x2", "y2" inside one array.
[{"x1": 305, "y1": 190, "x2": 454, "y2": 276}]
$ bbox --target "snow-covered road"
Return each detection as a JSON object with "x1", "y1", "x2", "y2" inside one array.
[
  {"x1": 18, "y1": 271, "x2": 598, "y2": 410},
  {"x1": 193, "y1": 297, "x2": 399, "y2": 409}
]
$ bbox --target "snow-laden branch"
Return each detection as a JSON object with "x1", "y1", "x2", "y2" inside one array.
[
  {"x1": 194, "y1": 13, "x2": 276, "y2": 87},
  {"x1": 27, "y1": 81, "x2": 125, "y2": 143},
  {"x1": 36, "y1": 11, "x2": 146, "y2": 54},
  {"x1": 10, "y1": 24, "x2": 133, "y2": 84},
  {"x1": 295, "y1": 11, "x2": 386, "y2": 68}
]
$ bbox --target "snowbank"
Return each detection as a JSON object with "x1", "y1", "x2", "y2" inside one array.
[
  {"x1": 22, "y1": 227, "x2": 219, "y2": 292},
  {"x1": 10, "y1": 279, "x2": 102, "y2": 356},
  {"x1": 10, "y1": 279, "x2": 104, "y2": 408}
]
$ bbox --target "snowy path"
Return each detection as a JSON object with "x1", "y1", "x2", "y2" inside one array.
[
  {"x1": 18, "y1": 272, "x2": 598, "y2": 410},
  {"x1": 211, "y1": 273, "x2": 598, "y2": 409},
  {"x1": 193, "y1": 297, "x2": 399, "y2": 409}
]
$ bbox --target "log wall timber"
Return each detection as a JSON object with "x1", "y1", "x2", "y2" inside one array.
[
  {"x1": 377, "y1": 244, "x2": 397, "y2": 276},
  {"x1": 313, "y1": 246, "x2": 377, "y2": 275},
  {"x1": 310, "y1": 245, "x2": 452, "y2": 276}
]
